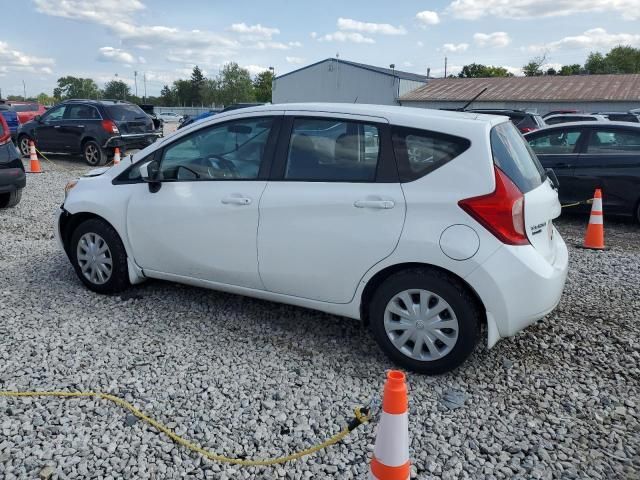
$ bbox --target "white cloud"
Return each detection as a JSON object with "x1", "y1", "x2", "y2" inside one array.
[
  {"x1": 288, "y1": 41, "x2": 302, "y2": 48},
  {"x1": 229, "y1": 23, "x2": 280, "y2": 38},
  {"x1": 443, "y1": 43, "x2": 469, "y2": 53},
  {"x1": 474, "y1": 32, "x2": 511, "y2": 48},
  {"x1": 253, "y1": 41, "x2": 291, "y2": 50},
  {"x1": 244, "y1": 65, "x2": 269, "y2": 76},
  {"x1": 403, "y1": 61, "x2": 414, "y2": 67},
  {"x1": 527, "y1": 28, "x2": 640, "y2": 52},
  {"x1": 310, "y1": 32, "x2": 318, "y2": 39},
  {"x1": 447, "y1": 0, "x2": 640, "y2": 20},
  {"x1": 286, "y1": 56, "x2": 305, "y2": 64},
  {"x1": 337, "y1": 18, "x2": 406, "y2": 35},
  {"x1": 318, "y1": 32, "x2": 375, "y2": 44},
  {"x1": 34, "y1": 0, "x2": 145, "y2": 23},
  {"x1": 0, "y1": 41, "x2": 55, "y2": 74},
  {"x1": 416, "y1": 10, "x2": 440, "y2": 26},
  {"x1": 97, "y1": 46, "x2": 138, "y2": 64},
  {"x1": 417, "y1": 41, "x2": 424, "y2": 47}
]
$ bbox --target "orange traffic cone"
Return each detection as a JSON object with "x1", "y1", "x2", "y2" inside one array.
[
  {"x1": 113, "y1": 147, "x2": 121, "y2": 165},
  {"x1": 369, "y1": 371, "x2": 410, "y2": 480},
  {"x1": 582, "y1": 189, "x2": 605, "y2": 250},
  {"x1": 28, "y1": 141, "x2": 42, "y2": 174}
]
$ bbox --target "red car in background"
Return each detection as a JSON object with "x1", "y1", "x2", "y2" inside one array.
[{"x1": 8, "y1": 102, "x2": 47, "y2": 124}]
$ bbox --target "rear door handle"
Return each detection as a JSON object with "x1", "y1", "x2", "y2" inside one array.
[
  {"x1": 354, "y1": 199, "x2": 395, "y2": 209},
  {"x1": 221, "y1": 196, "x2": 252, "y2": 206}
]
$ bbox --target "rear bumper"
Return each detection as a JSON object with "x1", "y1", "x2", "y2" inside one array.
[
  {"x1": 103, "y1": 133, "x2": 161, "y2": 149},
  {"x1": 0, "y1": 167, "x2": 26, "y2": 193},
  {"x1": 466, "y1": 227, "x2": 569, "y2": 345}
]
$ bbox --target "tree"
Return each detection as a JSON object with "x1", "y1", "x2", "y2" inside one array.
[
  {"x1": 559, "y1": 64, "x2": 582, "y2": 76},
  {"x1": 458, "y1": 63, "x2": 512, "y2": 78},
  {"x1": 253, "y1": 70, "x2": 274, "y2": 102},
  {"x1": 200, "y1": 78, "x2": 220, "y2": 106},
  {"x1": 103, "y1": 80, "x2": 131, "y2": 100},
  {"x1": 602, "y1": 45, "x2": 640, "y2": 73},
  {"x1": 53, "y1": 76, "x2": 100, "y2": 100},
  {"x1": 546, "y1": 67, "x2": 557, "y2": 75},
  {"x1": 172, "y1": 79, "x2": 193, "y2": 106},
  {"x1": 36, "y1": 92, "x2": 54, "y2": 105},
  {"x1": 216, "y1": 62, "x2": 255, "y2": 106},
  {"x1": 190, "y1": 65, "x2": 205, "y2": 105},
  {"x1": 160, "y1": 85, "x2": 174, "y2": 105},
  {"x1": 522, "y1": 55, "x2": 546, "y2": 77}
]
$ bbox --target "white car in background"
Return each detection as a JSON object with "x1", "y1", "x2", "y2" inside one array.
[
  {"x1": 158, "y1": 112, "x2": 183, "y2": 123},
  {"x1": 56, "y1": 104, "x2": 568, "y2": 374}
]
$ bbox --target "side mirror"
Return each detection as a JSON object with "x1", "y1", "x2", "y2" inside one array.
[
  {"x1": 139, "y1": 160, "x2": 162, "y2": 193},
  {"x1": 34, "y1": 115, "x2": 42, "y2": 123}
]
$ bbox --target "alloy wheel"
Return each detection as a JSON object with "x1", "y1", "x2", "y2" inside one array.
[
  {"x1": 383, "y1": 289, "x2": 459, "y2": 361},
  {"x1": 84, "y1": 144, "x2": 99, "y2": 165}
]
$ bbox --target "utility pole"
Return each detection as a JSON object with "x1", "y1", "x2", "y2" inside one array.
[
  {"x1": 444, "y1": 57, "x2": 448, "y2": 78},
  {"x1": 134, "y1": 71, "x2": 138, "y2": 98},
  {"x1": 143, "y1": 73, "x2": 147, "y2": 102},
  {"x1": 22, "y1": 80, "x2": 26, "y2": 100}
]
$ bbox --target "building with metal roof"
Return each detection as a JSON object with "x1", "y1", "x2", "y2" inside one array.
[
  {"x1": 399, "y1": 74, "x2": 640, "y2": 114},
  {"x1": 272, "y1": 58, "x2": 427, "y2": 106}
]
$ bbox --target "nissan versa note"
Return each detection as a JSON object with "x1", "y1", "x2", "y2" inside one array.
[{"x1": 56, "y1": 104, "x2": 569, "y2": 374}]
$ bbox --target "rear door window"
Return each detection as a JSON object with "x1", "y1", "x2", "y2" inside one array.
[
  {"x1": 586, "y1": 128, "x2": 640, "y2": 154},
  {"x1": 491, "y1": 122, "x2": 545, "y2": 193},
  {"x1": 392, "y1": 126, "x2": 470, "y2": 182},
  {"x1": 66, "y1": 104, "x2": 101, "y2": 120},
  {"x1": 528, "y1": 128, "x2": 583, "y2": 155},
  {"x1": 284, "y1": 118, "x2": 380, "y2": 182}
]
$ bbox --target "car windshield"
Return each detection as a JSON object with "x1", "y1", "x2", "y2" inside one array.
[
  {"x1": 491, "y1": 122, "x2": 545, "y2": 193},
  {"x1": 106, "y1": 104, "x2": 147, "y2": 122}
]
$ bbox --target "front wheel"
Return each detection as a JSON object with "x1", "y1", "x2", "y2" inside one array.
[
  {"x1": 82, "y1": 140, "x2": 107, "y2": 166},
  {"x1": 18, "y1": 135, "x2": 31, "y2": 157},
  {"x1": 369, "y1": 268, "x2": 480, "y2": 374},
  {"x1": 70, "y1": 218, "x2": 130, "y2": 294}
]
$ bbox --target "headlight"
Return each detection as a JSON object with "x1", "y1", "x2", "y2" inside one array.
[{"x1": 64, "y1": 180, "x2": 78, "y2": 199}]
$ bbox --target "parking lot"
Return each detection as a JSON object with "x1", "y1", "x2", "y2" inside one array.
[{"x1": 0, "y1": 154, "x2": 638, "y2": 479}]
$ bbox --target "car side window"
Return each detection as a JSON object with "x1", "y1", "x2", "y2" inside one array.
[
  {"x1": 284, "y1": 118, "x2": 380, "y2": 182},
  {"x1": 587, "y1": 129, "x2": 640, "y2": 154},
  {"x1": 66, "y1": 105, "x2": 101, "y2": 120},
  {"x1": 528, "y1": 129, "x2": 582, "y2": 155},
  {"x1": 159, "y1": 117, "x2": 274, "y2": 181},
  {"x1": 43, "y1": 105, "x2": 66, "y2": 122},
  {"x1": 392, "y1": 126, "x2": 470, "y2": 182}
]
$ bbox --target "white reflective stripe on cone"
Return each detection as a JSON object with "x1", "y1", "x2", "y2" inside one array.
[
  {"x1": 589, "y1": 215, "x2": 603, "y2": 224},
  {"x1": 592, "y1": 198, "x2": 602, "y2": 211},
  {"x1": 373, "y1": 412, "x2": 409, "y2": 467}
]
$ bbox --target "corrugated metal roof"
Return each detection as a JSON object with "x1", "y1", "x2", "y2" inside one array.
[
  {"x1": 400, "y1": 75, "x2": 640, "y2": 102},
  {"x1": 276, "y1": 58, "x2": 428, "y2": 83}
]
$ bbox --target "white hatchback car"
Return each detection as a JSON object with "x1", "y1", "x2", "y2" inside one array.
[{"x1": 56, "y1": 104, "x2": 568, "y2": 374}]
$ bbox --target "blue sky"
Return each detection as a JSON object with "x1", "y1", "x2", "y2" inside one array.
[{"x1": 1, "y1": 0, "x2": 639, "y2": 97}]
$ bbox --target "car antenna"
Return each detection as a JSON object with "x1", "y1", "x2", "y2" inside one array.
[
  {"x1": 353, "y1": 96, "x2": 358, "y2": 103},
  {"x1": 461, "y1": 87, "x2": 487, "y2": 111}
]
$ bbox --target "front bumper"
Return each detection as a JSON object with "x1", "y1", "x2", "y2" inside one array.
[
  {"x1": 103, "y1": 133, "x2": 161, "y2": 149},
  {"x1": 466, "y1": 227, "x2": 569, "y2": 345},
  {"x1": 54, "y1": 207, "x2": 65, "y2": 252}
]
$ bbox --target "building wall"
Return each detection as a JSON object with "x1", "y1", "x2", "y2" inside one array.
[
  {"x1": 400, "y1": 100, "x2": 640, "y2": 115},
  {"x1": 273, "y1": 60, "x2": 412, "y2": 105}
]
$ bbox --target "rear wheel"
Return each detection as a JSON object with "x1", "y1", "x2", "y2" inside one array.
[
  {"x1": 369, "y1": 268, "x2": 480, "y2": 374},
  {"x1": 18, "y1": 135, "x2": 31, "y2": 157},
  {"x1": 70, "y1": 218, "x2": 130, "y2": 294},
  {"x1": 82, "y1": 140, "x2": 107, "y2": 166},
  {"x1": 0, "y1": 189, "x2": 22, "y2": 208}
]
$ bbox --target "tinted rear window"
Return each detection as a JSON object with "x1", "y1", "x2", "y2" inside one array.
[
  {"x1": 11, "y1": 104, "x2": 38, "y2": 112},
  {"x1": 607, "y1": 114, "x2": 639, "y2": 123},
  {"x1": 106, "y1": 104, "x2": 147, "y2": 122},
  {"x1": 491, "y1": 122, "x2": 545, "y2": 193}
]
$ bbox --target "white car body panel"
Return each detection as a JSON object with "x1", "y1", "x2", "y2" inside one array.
[{"x1": 57, "y1": 103, "x2": 569, "y2": 350}]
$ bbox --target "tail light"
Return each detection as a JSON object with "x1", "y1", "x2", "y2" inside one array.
[
  {"x1": 458, "y1": 166, "x2": 528, "y2": 245},
  {"x1": 0, "y1": 123, "x2": 9, "y2": 146},
  {"x1": 519, "y1": 127, "x2": 536, "y2": 133},
  {"x1": 101, "y1": 119, "x2": 120, "y2": 134}
]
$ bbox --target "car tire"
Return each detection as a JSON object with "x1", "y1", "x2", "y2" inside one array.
[
  {"x1": 369, "y1": 268, "x2": 480, "y2": 374},
  {"x1": 0, "y1": 189, "x2": 22, "y2": 208},
  {"x1": 82, "y1": 140, "x2": 107, "y2": 166},
  {"x1": 18, "y1": 135, "x2": 31, "y2": 157},
  {"x1": 70, "y1": 218, "x2": 130, "y2": 294}
]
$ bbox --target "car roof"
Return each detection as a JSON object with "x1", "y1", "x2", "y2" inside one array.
[
  {"x1": 60, "y1": 99, "x2": 134, "y2": 106},
  {"x1": 545, "y1": 113, "x2": 602, "y2": 118},
  {"x1": 209, "y1": 102, "x2": 508, "y2": 125},
  {"x1": 525, "y1": 120, "x2": 640, "y2": 134}
]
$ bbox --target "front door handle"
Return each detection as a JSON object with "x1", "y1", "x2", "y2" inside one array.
[
  {"x1": 221, "y1": 196, "x2": 252, "y2": 206},
  {"x1": 354, "y1": 199, "x2": 395, "y2": 209},
  {"x1": 53, "y1": 125, "x2": 61, "y2": 129}
]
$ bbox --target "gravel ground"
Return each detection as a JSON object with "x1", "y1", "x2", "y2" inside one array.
[{"x1": 0, "y1": 156, "x2": 638, "y2": 480}]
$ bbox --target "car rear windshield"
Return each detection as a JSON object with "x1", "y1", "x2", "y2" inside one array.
[
  {"x1": 106, "y1": 104, "x2": 147, "y2": 122},
  {"x1": 11, "y1": 104, "x2": 38, "y2": 112},
  {"x1": 491, "y1": 122, "x2": 545, "y2": 193}
]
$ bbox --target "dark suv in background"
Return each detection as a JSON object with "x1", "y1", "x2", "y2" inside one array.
[{"x1": 17, "y1": 99, "x2": 161, "y2": 166}]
